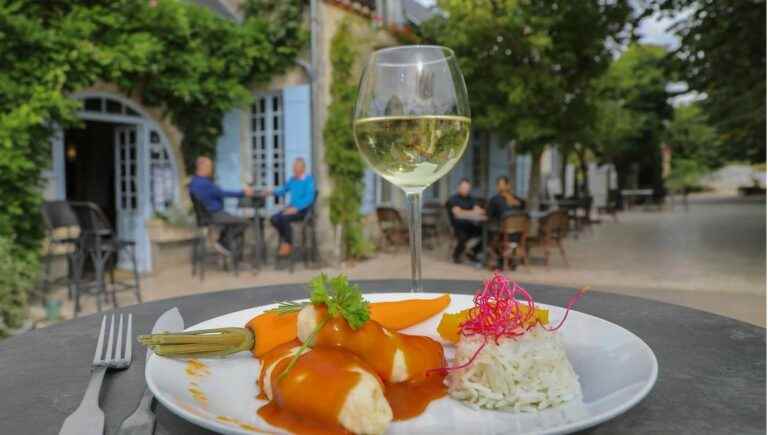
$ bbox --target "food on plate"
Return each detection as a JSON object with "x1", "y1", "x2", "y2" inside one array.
[
  {"x1": 258, "y1": 275, "x2": 447, "y2": 434},
  {"x1": 439, "y1": 272, "x2": 587, "y2": 412},
  {"x1": 139, "y1": 289, "x2": 451, "y2": 358},
  {"x1": 297, "y1": 304, "x2": 444, "y2": 383},
  {"x1": 437, "y1": 304, "x2": 549, "y2": 343},
  {"x1": 139, "y1": 274, "x2": 451, "y2": 435},
  {"x1": 257, "y1": 341, "x2": 393, "y2": 435},
  {"x1": 368, "y1": 293, "x2": 451, "y2": 330}
]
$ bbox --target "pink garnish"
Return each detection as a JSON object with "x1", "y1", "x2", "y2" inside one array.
[{"x1": 433, "y1": 272, "x2": 588, "y2": 374}]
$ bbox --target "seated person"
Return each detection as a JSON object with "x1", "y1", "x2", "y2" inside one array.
[
  {"x1": 265, "y1": 158, "x2": 316, "y2": 257},
  {"x1": 188, "y1": 156, "x2": 253, "y2": 256},
  {"x1": 446, "y1": 178, "x2": 485, "y2": 264},
  {"x1": 487, "y1": 175, "x2": 526, "y2": 221},
  {"x1": 487, "y1": 176, "x2": 527, "y2": 269}
]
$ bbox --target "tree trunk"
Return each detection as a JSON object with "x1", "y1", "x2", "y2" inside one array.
[
  {"x1": 311, "y1": 2, "x2": 341, "y2": 267},
  {"x1": 577, "y1": 146, "x2": 590, "y2": 197},
  {"x1": 559, "y1": 146, "x2": 569, "y2": 197},
  {"x1": 526, "y1": 148, "x2": 544, "y2": 212}
]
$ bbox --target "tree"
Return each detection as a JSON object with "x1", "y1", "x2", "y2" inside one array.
[
  {"x1": 665, "y1": 103, "x2": 722, "y2": 168},
  {"x1": 641, "y1": 0, "x2": 765, "y2": 162},
  {"x1": 0, "y1": 0, "x2": 305, "y2": 323},
  {"x1": 592, "y1": 44, "x2": 673, "y2": 192},
  {"x1": 421, "y1": 0, "x2": 632, "y2": 209}
]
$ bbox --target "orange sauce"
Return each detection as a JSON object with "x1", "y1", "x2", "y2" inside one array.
[
  {"x1": 215, "y1": 415, "x2": 264, "y2": 433},
  {"x1": 258, "y1": 344, "x2": 367, "y2": 435},
  {"x1": 385, "y1": 370, "x2": 446, "y2": 420},
  {"x1": 313, "y1": 307, "x2": 445, "y2": 383},
  {"x1": 256, "y1": 312, "x2": 448, "y2": 434},
  {"x1": 185, "y1": 358, "x2": 210, "y2": 378},
  {"x1": 188, "y1": 382, "x2": 208, "y2": 407}
]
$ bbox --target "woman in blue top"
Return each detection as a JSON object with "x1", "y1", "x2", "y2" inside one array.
[{"x1": 265, "y1": 158, "x2": 316, "y2": 256}]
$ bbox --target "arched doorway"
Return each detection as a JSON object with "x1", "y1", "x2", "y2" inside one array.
[{"x1": 47, "y1": 92, "x2": 179, "y2": 272}]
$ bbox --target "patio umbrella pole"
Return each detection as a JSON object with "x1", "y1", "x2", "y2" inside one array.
[{"x1": 138, "y1": 327, "x2": 254, "y2": 358}]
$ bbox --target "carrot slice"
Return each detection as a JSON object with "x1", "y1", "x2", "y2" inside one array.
[
  {"x1": 369, "y1": 294, "x2": 452, "y2": 330},
  {"x1": 247, "y1": 294, "x2": 452, "y2": 358},
  {"x1": 247, "y1": 311, "x2": 299, "y2": 358}
]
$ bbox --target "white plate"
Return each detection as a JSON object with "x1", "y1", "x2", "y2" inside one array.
[{"x1": 146, "y1": 293, "x2": 658, "y2": 435}]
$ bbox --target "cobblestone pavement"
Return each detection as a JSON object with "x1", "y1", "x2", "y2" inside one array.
[{"x1": 41, "y1": 194, "x2": 766, "y2": 327}]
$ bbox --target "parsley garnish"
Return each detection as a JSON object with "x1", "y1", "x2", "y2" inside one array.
[
  {"x1": 276, "y1": 274, "x2": 370, "y2": 381},
  {"x1": 309, "y1": 273, "x2": 370, "y2": 329}
]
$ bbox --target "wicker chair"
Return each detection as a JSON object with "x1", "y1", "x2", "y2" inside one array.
[
  {"x1": 376, "y1": 207, "x2": 409, "y2": 249},
  {"x1": 69, "y1": 201, "x2": 142, "y2": 316},
  {"x1": 40, "y1": 201, "x2": 83, "y2": 301},
  {"x1": 527, "y1": 209, "x2": 569, "y2": 268},
  {"x1": 493, "y1": 213, "x2": 531, "y2": 271},
  {"x1": 188, "y1": 191, "x2": 241, "y2": 280}
]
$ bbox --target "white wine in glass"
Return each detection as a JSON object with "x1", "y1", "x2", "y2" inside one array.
[{"x1": 353, "y1": 46, "x2": 471, "y2": 292}]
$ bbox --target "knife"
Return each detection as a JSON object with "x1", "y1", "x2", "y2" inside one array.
[{"x1": 117, "y1": 308, "x2": 185, "y2": 435}]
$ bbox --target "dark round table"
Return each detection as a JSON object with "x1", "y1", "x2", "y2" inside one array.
[{"x1": 1, "y1": 280, "x2": 765, "y2": 435}]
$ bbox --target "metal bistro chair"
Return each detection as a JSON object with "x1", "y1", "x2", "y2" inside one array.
[
  {"x1": 527, "y1": 209, "x2": 569, "y2": 268},
  {"x1": 376, "y1": 206, "x2": 409, "y2": 250},
  {"x1": 40, "y1": 201, "x2": 83, "y2": 301},
  {"x1": 493, "y1": 213, "x2": 531, "y2": 271},
  {"x1": 189, "y1": 192, "x2": 241, "y2": 280},
  {"x1": 69, "y1": 202, "x2": 142, "y2": 316},
  {"x1": 277, "y1": 193, "x2": 319, "y2": 273}
]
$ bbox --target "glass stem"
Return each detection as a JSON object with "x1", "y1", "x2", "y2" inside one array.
[{"x1": 406, "y1": 190, "x2": 423, "y2": 293}]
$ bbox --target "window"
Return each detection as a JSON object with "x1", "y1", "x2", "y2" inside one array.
[
  {"x1": 250, "y1": 92, "x2": 284, "y2": 206},
  {"x1": 78, "y1": 96, "x2": 141, "y2": 117},
  {"x1": 149, "y1": 129, "x2": 175, "y2": 212}
]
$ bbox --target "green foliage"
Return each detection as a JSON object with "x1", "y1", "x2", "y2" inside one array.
[
  {"x1": 0, "y1": 0, "x2": 305, "y2": 322},
  {"x1": 592, "y1": 44, "x2": 673, "y2": 189},
  {"x1": 421, "y1": 0, "x2": 632, "y2": 154},
  {"x1": 643, "y1": 0, "x2": 765, "y2": 163},
  {"x1": 665, "y1": 158, "x2": 708, "y2": 192},
  {"x1": 665, "y1": 103, "x2": 722, "y2": 169},
  {"x1": 0, "y1": 237, "x2": 38, "y2": 337},
  {"x1": 323, "y1": 20, "x2": 373, "y2": 259}
]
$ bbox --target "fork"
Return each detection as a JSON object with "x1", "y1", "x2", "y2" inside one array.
[{"x1": 59, "y1": 314, "x2": 133, "y2": 435}]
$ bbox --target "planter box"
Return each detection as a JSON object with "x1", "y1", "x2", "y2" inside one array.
[{"x1": 146, "y1": 218, "x2": 196, "y2": 243}]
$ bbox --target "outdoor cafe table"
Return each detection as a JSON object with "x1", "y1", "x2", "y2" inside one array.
[{"x1": 1, "y1": 280, "x2": 764, "y2": 434}]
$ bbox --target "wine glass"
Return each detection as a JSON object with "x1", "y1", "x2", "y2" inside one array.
[{"x1": 353, "y1": 45, "x2": 471, "y2": 292}]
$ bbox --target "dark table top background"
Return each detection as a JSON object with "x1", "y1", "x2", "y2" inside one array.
[{"x1": 1, "y1": 280, "x2": 765, "y2": 435}]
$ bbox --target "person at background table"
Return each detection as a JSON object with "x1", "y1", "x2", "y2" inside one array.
[
  {"x1": 189, "y1": 156, "x2": 254, "y2": 256},
  {"x1": 264, "y1": 158, "x2": 316, "y2": 257},
  {"x1": 487, "y1": 175, "x2": 527, "y2": 221},
  {"x1": 487, "y1": 175, "x2": 527, "y2": 269},
  {"x1": 447, "y1": 178, "x2": 485, "y2": 264}
]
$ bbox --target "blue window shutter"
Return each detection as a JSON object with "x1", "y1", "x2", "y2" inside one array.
[
  {"x1": 282, "y1": 85, "x2": 312, "y2": 181},
  {"x1": 215, "y1": 109, "x2": 242, "y2": 212},
  {"x1": 360, "y1": 169, "x2": 377, "y2": 214}
]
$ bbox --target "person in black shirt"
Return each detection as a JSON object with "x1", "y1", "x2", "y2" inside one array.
[
  {"x1": 487, "y1": 176, "x2": 526, "y2": 221},
  {"x1": 446, "y1": 178, "x2": 485, "y2": 263}
]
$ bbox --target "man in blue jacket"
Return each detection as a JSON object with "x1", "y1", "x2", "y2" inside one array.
[
  {"x1": 265, "y1": 158, "x2": 315, "y2": 256},
  {"x1": 188, "y1": 156, "x2": 254, "y2": 256}
]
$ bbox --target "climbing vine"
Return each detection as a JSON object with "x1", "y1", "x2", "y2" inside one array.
[
  {"x1": 323, "y1": 19, "x2": 373, "y2": 259},
  {"x1": 0, "y1": 0, "x2": 305, "y2": 327}
]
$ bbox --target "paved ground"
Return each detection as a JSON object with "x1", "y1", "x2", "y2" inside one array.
[{"x1": 40, "y1": 194, "x2": 766, "y2": 327}]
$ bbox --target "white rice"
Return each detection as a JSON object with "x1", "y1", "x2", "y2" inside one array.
[{"x1": 446, "y1": 325, "x2": 581, "y2": 412}]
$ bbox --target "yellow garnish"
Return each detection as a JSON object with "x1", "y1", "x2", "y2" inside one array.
[{"x1": 437, "y1": 306, "x2": 549, "y2": 343}]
